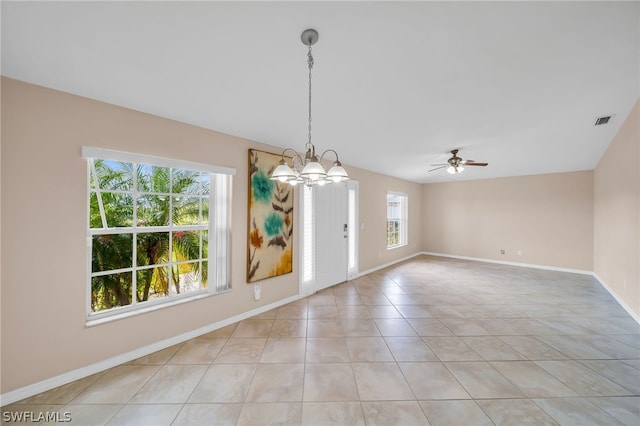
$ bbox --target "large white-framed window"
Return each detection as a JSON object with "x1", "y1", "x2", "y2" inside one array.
[
  {"x1": 387, "y1": 192, "x2": 408, "y2": 249},
  {"x1": 83, "y1": 147, "x2": 235, "y2": 323}
]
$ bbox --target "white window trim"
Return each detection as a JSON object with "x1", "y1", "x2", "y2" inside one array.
[
  {"x1": 386, "y1": 191, "x2": 408, "y2": 249},
  {"x1": 83, "y1": 147, "x2": 235, "y2": 325},
  {"x1": 82, "y1": 147, "x2": 236, "y2": 176}
]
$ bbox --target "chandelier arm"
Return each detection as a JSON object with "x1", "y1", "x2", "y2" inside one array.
[
  {"x1": 291, "y1": 155, "x2": 305, "y2": 171},
  {"x1": 280, "y1": 148, "x2": 304, "y2": 165},
  {"x1": 319, "y1": 149, "x2": 340, "y2": 163}
]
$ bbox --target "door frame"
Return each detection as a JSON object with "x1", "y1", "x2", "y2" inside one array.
[{"x1": 298, "y1": 180, "x2": 359, "y2": 297}]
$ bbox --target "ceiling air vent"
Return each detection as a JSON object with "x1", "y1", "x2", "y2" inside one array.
[{"x1": 594, "y1": 115, "x2": 613, "y2": 126}]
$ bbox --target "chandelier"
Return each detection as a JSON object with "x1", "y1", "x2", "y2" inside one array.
[{"x1": 270, "y1": 29, "x2": 349, "y2": 187}]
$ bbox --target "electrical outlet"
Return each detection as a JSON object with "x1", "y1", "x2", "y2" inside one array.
[
  {"x1": 254, "y1": 283, "x2": 261, "y2": 301},
  {"x1": 623, "y1": 280, "x2": 627, "y2": 289},
  {"x1": 500, "y1": 249, "x2": 505, "y2": 255},
  {"x1": 517, "y1": 250, "x2": 523, "y2": 256}
]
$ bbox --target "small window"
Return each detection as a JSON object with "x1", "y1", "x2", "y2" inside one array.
[
  {"x1": 387, "y1": 192, "x2": 408, "y2": 248},
  {"x1": 83, "y1": 147, "x2": 234, "y2": 322}
]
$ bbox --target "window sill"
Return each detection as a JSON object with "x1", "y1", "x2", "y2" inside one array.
[
  {"x1": 86, "y1": 288, "x2": 232, "y2": 327},
  {"x1": 387, "y1": 244, "x2": 407, "y2": 251}
]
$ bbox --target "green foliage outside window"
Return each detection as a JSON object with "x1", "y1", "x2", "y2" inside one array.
[
  {"x1": 89, "y1": 159, "x2": 209, "y2": 313},
  {"x1": 387, "y1": 220, "x2": 400, "y2": 247}
]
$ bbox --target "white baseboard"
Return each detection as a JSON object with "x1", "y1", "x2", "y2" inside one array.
[
  {"x1": 593, "y1": 273, "x2": 640, "y2": 324},
  {"x1": 421, "y1": 252, "x2": 593, "y2": 275},
  {"x1": 0, "y1": 295, "x2": 299, "y2": 407},
  {"x1": 358, "y1": 252, "x2": 423, "y2": 277}
]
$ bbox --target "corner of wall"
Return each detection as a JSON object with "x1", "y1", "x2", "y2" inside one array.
[{"x1": 593, "y1": 98, "x2": 640, "y2": 320}]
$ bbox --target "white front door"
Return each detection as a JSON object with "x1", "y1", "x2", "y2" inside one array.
[
  {"x1": 299, "y1": 181, "x2": 358, "y2": 297},
  {"x1": 315, "y1": 182, "x2": 349, "y2": 291}
]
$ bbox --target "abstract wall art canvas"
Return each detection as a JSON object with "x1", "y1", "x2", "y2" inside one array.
[{"x1": 247, "y1": 149, "x2": 294, "y2": 282}]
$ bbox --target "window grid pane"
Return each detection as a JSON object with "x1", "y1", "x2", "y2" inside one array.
[
  {"x1": 386, "y1": 193, "x2": 407, "y2": 248},
  {"x1": 88, "y1": 156, "x2": 224, "y2": 317}
]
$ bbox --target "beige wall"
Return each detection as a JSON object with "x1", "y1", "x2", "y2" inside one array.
[
  {"x1": 3, "y1": 74, "x2": 636, "y2": 397},
  {"x1": 347, "y1": 167, "x2": 422, "y2": 273},
  {"x1": 422, "y1": 171, "x2": 594, "y2": 271},
  {"x1": 594, "y1": 100, "x2": 639, "y2": 318},
  {"x1": 0, "y1": 78, "x2": 422, "y2": 394}
]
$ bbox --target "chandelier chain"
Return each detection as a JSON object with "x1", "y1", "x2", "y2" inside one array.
[{"x1": 307, "y1": 45, "x2": 313, "y2": 148}]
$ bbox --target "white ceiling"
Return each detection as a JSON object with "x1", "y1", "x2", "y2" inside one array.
[{"x1": 2, "y1": 1, "x2": 638, "y2": 183}]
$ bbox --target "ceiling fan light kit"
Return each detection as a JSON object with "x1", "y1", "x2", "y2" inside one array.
[
  {"x1": 270, "y1": 29, "x2": 349, "y2": 187},
  {"x1": 429, "y1": 149, "x2": 489, "y2": 175}
]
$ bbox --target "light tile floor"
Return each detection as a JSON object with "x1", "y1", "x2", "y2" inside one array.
[{"x1": 4, "y1": 255, "x2": 640, "y2": 425}]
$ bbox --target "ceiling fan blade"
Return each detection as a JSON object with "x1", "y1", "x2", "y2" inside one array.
[
  {"x1": 428, "y1": 165, "x2": 447, "y2": 172},
  {"x1": 464, "y1": 162, "x2": 488, "y2": 167}
]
